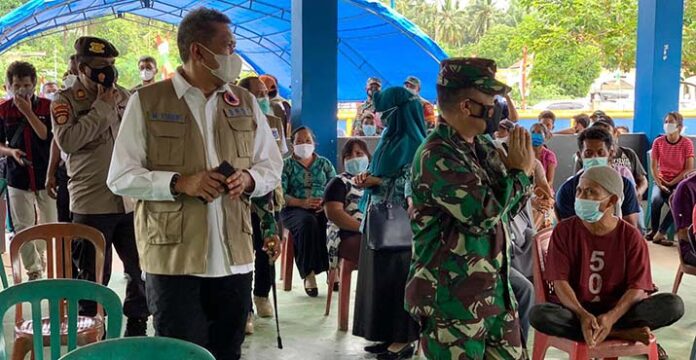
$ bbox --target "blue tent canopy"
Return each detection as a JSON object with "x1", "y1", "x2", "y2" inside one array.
[{"x1": 0, "y1": 0, "x2": 447, "y2": 102}]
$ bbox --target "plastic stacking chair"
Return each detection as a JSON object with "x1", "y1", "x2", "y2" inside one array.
[
  {"x1": 0, "y1": 279, "x2": 122, "y2": 360},
  {"x1": 531, "y1": 228, "x2": 660, "y2": 360},
  {"x1": 672, "y1": 225, "x2": 696, "y2": 294},
  {"x1": 280, "y1": 229, "x2": 295, "y2": 291},
  {"x1": 59, "y1": 336, "x2": 214, "y2": 360},
  {"x1": 325, "y1": 258, "x2": 358, "y2": 331},
  {"x1": 9, "y1": 223, "x2": 107, "y2": 360}
]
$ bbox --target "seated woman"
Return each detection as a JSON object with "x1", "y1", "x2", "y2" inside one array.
[
  {"x1": 531, "y1": 123, "x2": 557, "y2": 188},
  {"x1": 281, "y1": 126, "x2": 337, "y2": 297},
  {"x1": 648, "y1": 111, "x2": 694, "y2": 245},
  {"x1": 353, "y1": 111, "x2": 379, "y2": 137},
  {"x1": 324, "y1": 139, "x2": 371, "y2": 271},
  {"x1": 531, "y1": 166, "x2": 684, "y2": 358}
]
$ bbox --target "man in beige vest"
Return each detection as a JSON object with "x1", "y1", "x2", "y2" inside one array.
[
  {"x1": 107, "y1": 8, "x2": 283, "y2": 360},
  {"x1": 237, "y1": 76, "x2": 286, "y2": 334},
  {"x1": 51, "y1": 36, "x2": 149, "y2": 336}
]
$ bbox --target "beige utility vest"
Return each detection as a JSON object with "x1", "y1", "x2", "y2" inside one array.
[{"x1": 135, "y1": 80, "x2": 256, "y2": 275}]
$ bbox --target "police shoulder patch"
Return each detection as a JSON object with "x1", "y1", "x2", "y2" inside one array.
[{"x1": 52, "y1": 102, "x2": 71, "y2": 125}]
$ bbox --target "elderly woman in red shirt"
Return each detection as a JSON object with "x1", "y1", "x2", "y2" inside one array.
[{"x1": 530, "y1": 166, "x2": 683, "y2": 359}]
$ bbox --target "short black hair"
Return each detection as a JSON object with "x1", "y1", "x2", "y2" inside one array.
[
  {"x1": 578, "y1": 126, "x2": 613, "y2": 151},
  {"x1": 291, "y1": 126, "x2": 316, "y2": 143},
  {"x1": 436, "y1": 85, "x2": 475, "y2": 114},
  {"x1": 237, "y1": 76, "x2": 259, "y2": 91},
  {"x1": 341, "y1": 138, "x2": 372, "y2": 162},
  {"x1": 573, "y1": 113, "x2": 590, "y2": 129},
  {"x1": 538, "y1": 110, "x2": 556, "y2": 122},
  {"x1": 138, "y1": 56, "x2": 157, "y2": 68},
  {"x1": 177, "y1": 8, "x2": 231, "y2": 63},
  {"x1": 6, "y1": 61, "x2": 37, "y2": 85}
]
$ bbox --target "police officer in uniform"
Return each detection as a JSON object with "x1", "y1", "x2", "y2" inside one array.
[
  {"x1": 51, "y1": 37, "x2": 149, "y2": 336},
  {"x1": 107, "y1": 8, "x2": 283, "y2": 359}
]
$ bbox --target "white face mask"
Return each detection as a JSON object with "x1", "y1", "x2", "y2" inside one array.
[
  {"x1": 44, "y1": 93, "x2": 55, "y2": 101},
  {"x1": 63, "y1": 74, "x2": 77, "y2": 89},
  {"x1": 293, "y1": 144, "x2": 315, "y2": 159},
  {"x1": 405, "y1": 87, "x2": 418, "y2": 96},
  {"x1": 199, "y1": 44, "x2": 243, "y2": 84},
  {"x1": 664, "y1": 123, "x2": 679, "y2": 135},
  {"x1": 140, "y1": 69, "x2": 155, "y2": 82}
]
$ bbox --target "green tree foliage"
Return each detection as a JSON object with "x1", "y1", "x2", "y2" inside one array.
[{"x1": 470, "y1": 24, "x2": 520, "y2": 68}]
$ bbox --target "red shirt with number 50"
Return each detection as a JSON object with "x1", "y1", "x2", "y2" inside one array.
[{"x1": 545, "y1": 217, "x2": 654, "y2": 312}]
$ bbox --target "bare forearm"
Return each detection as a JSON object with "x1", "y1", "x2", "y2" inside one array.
[
  {"x1": 636, "y1": 176, "x2": 648, "y2": 197},
  {"x1": 285, "y1": 195, "x2": 303, "y2": 208},
  {"x1": 606, "y1": 289, "x2": 646, "y2": 322},
  {"x1": 47, "y1": 140, "x2": 60, "y2": 178},
  {"x1": 554, "y1": 280, "x2": 592, "y2": 318},
  {"x1": 325, "y1": 205, "x2": 361, "y2": 232},
  {"x1": 24, "y1": 111, "x2": 48, "y2": 140},
  {"x1": 0, "y1": 144, "x2": 14, "y2": 157}
]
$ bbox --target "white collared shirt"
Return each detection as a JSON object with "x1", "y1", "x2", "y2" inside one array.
[{"x1": 107, "y1": 71, "x2": 283, "y2": 277}]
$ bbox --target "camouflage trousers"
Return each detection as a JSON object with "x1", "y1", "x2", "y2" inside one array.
[{"x1": 420, "y1": 309, "x2": 529, "y2": 360}]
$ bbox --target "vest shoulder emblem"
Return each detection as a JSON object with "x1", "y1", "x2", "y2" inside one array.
[
  {"x1": 74, "y1": 88, "x2": 87, "y2": 100},
  {"x1": 271, "y1": 128, "x2": 280, "y2": 140},
  {"x1": 224, "y1": 91, "x2": 240, "y2": 107}
]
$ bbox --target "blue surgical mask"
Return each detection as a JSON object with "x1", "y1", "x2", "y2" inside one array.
[
  {"x1": 362, "y1": 124, "x2": 377, "y2": 136},
  {"x1": 257, "y1": 96, "x2": 271, "y2": 115},
  {"x1": 583, "y1": 157, "x2": 609, "y2": 170},
  {"x1": 531, "y1": 133, "x2": 545, "y2": 147},
  {"x1": 574, "y1": 198, "x2": 608, "y2": 223},
  {"x1": 344, "y1": 156, "x2": 369, "y2": 175}
]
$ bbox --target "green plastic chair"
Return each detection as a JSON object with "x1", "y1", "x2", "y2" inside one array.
[
  {"x1": 59, "y1": 336, "x2": 215, "y2": 360},
  {"x1": 0, "y1": 279, "x2": 123, "y2": 360}
]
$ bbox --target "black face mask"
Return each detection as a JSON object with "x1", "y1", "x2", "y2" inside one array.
[
  {"x1": 87, "y1": 65, "x2": 117, "y2": 88},
  {"x1": 467, "y1": 98, "x2": 502, "y2": 136},
  {"x1": 268, "y1": 90, "x2": 278, "y2": 98}
]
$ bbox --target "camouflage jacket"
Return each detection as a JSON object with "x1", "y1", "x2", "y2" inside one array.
[{"x1": 405, "y1": 122, "x2": 533, "y2": 321}]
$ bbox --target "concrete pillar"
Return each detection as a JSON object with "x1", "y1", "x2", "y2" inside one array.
[
  {"x1": 633, "y1": 0, "x2": 684, "y2": 139},
  {"x1": 291, "y1": 0, "x2": 338, "y2": 163}
]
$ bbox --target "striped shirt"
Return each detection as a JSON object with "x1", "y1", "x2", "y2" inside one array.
[{"x1": 652, "y1": 136, "x2": 695, "y2": 183}]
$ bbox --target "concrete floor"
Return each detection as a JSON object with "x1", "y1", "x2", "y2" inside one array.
[{"x1": 1, "y1": 241, "x2": 695, "y2": 359}]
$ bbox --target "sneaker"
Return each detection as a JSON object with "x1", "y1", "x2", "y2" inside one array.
[
  {"x1": 245, "y1": 313, "x2": 254, "y2": 335},
  {"x1": 27, "y1": 271, "x2": 42, "y2": 281},
  {"x1": 124, "y1": 317, "x2": 147, "y2": 337},
  {"x1": 254, "y1": 296, "x2": 274, "y2": 318}
]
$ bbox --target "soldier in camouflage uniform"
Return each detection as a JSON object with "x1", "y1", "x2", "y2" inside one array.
[{"x1": 405, "y1": 58, "x2": 536, "y2": 360}]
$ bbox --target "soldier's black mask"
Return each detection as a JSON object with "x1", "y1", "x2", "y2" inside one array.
[
  {"x1": 466, "y1": 98, "x2": 502, "y2": 135},
  {"x1": 87, "y1": 65, "x2": 116, "y2": 89}
]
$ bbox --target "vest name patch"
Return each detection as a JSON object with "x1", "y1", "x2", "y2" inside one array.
[
  {"x1": 149, "y1": 112, "x2": 184, "y2": 122},
  {"x1": 271, "y1": 128, "x2": 280, "y2": 140},
  {"x1": 224, "y1": 108, "x2": 252, "y2": 118}
]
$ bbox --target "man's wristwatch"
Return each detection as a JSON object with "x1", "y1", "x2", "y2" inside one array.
[{"x1": 170, "y1": 174, "x2": 181, "y2": 197}]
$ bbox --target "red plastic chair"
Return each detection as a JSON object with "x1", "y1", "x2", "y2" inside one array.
[
  {"x1": 324, "y1": 258, "x2": 358, "y2": 331},
  {"x1": 280, "y1": 229, "x2": 294, "y2": 291},
  {"x1": 672, "y1": 225, "x2": 696, "y2": 294},
  {"x1": 531, "y1": 228, "x2": 659, "y2": 360}
]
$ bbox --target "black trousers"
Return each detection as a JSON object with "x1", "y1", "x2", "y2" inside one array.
[
  {"x1": 56, "y1": 164, "x2": 71, "y2": 223},
  {"x1": 146, "y1": 273, "x2": 252, "y2": 360},
  {"x1": 650, "y1": 185, "x2": 675, "y2": 234},
  {"x1": 530, "y1": 293, "x2": 684, "y2": 341},
  {"x1": 281, "y1": 207, "x2": 329, "y2": 279},
  {"x1": 252, "y1": 212, "x2": 272, "y2": 298},
  {"x1": 72, "y1": 212, "x2": 148, "y2": 319}
]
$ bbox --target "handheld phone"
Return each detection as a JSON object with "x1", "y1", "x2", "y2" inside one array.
[
  {"x1": 19, "y1": 155, "x2": 32, "y2": 167},
  {"x1": 199, "y1": 161, "x2": 237, "y2": 203}
]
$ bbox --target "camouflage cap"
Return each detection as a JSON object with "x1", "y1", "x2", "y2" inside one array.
[
  {"x1": 437, "y1": 57, "x2": 511, "y2": 95},
  {"x1": 74, "y1": 36, "x2": 119, "y2": 58},
  {"x1": 404, "y1": 75, "x2": 421, "y2": 88},
  {"x1": 367, "y1": 77, "x2": 382, "y2": 86}
]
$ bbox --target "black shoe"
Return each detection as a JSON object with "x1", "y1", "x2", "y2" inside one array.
[
  {"x1": 645, "y1": 231, "x2": 656, "y2": 241},
  {"x1": 377, "y1": 344, "x2": 415, "y2": 360},
  {"x1": 124, "y1": 317, "x2": 147, "y2": 337},
  {"x1": 304, "y1": 287, "x2": 318, "y2": 297},
  {"x1": 364, "y1": 342, "x2": 390, "y2": 354}
]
